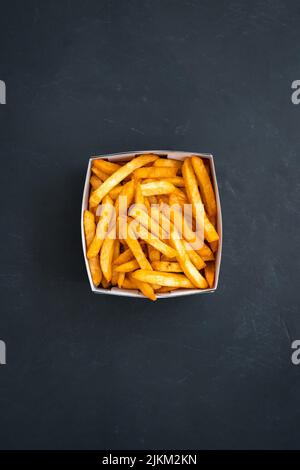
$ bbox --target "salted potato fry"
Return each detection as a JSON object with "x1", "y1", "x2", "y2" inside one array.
[
  {"x1": 132, "y1": 270, "x2": 194, "y2": 288},
  {"x1": 113, "y1": 248, "x2": 134, "y2": 266},
  {"x1": 90, "y1": 175, "x2": 102, "y2": 190},
  {"x1": 91, "y1": 166, "x2": 109, "y2": 181},
  {"x1": 156, "y1": 286, "x2": 179, "y2": 293},
  {"x1": 134, "y1": 167, "x2": 177, "y2": 179},
  {"x1": 93, "y1": 159, "x2": 121, "y2": 174},
  {"x1": 182, "y1": 158, "x2": 219, "y2": 243},
  {"x1": 132, "y1": 222, "x2": 177, "y2": 258},
  {"x1": 87, "y1": 195, "x2": 114, "y2": 259},
  {"x1": 100, "y1": 231, "x2": 116, "y2": 282},
  {"x1": 148, "y1": 245, "x2": 160, "y2": 262},
  {"x1": 117, "y1": 272, "x2": 125, "y2": 288},
  {"x1": 210, "y1": 240, "x2": 218, "y2": 253},
  {"x1": 191, "y1": 156, "x2": 217, "y2": 219},
  {"x1": 111, "y1": 240, "x2": 120, "y2": 285},
  {"x1": 153, "y1": 158, "x2": 182, "y2": 169},
  {"x1": 182, "y1": 240, "x2": 206, "y2": 270},
  {"x1": 129, "y1": 206, "x2": 168, "y2": 240},
  {"x1": 124, "y1": 224, "x2": 152, "y2": 270},
  {"x1": 122, "y1": 278, "x2": 139, "y2": 289},
  {"x1": 115, "y1": 259, "x2": 140, "y2": 273},
  {"x1": 129, "y1": 273, "x2": 156, "y2": 301},
  {"x1": 169, "y1": 188, "x2": 188, "y2": 207},
  {"x1": 109, "y1": 185, "x2": 123, "y2": 200},
  {"x1": 83, "y1": 210, "x2": 96, "y2": 247},
  {"x1": 152, "y1": 261, "x2": 183, "y2": 273},
  {"x1": 88, "y1": 256, "x2": 102, "y2": 287},
  {"x1": 170, "y1": 226, "x2": 208, "y2": 289},
  {"x1": 84, "y1": 210, "x2": 102, "y2": 286},
  {"x1": 140, "y1": 181, "x2": 176, "y2": 197},
  {"x1": 89, "y1": 154, "x2": 159, "y2": 207},
  {"x1": 205, "y1": 261, "x2": 215, "y2": 288}
]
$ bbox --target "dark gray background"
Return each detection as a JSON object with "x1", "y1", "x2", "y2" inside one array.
[{"x1": 0, "y1": 0, "x2": 299, "y2": 450}]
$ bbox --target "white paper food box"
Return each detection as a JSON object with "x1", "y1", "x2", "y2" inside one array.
[{"x1": 81, "y1": 150, "x2": 222, "y2": 299}]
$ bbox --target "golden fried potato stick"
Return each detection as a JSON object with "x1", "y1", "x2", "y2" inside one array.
[
  {"x1": 101, "y1": 277, "x2": 110, "y2": 289},
  {"x1": 182, "y1": 240, "x2": 206, "y2": 270},
  {"x1": 129, "y1": 206, "x2": 168, "y2": 240},
  {"x1": 182, "y1": 158, "x2": 219, "y2": 243},
  {"x1": 170, "y1": 225, "x2": 208, "y2": 289},
  {"x1": 210, "y1": 240, "x2": 218, "y2": 253},
  {"x1": 128, "y1": 273, "x2": 157, "y2": 301},
  {"x1": 140, "y1": 181, "x2": 176, "y2": 197},
  {"x1": 152, "y1": 261, "x2": 183, "y2": 273},
  {"x1": 169, "y1": 188, "x2": 188, "y2": 207},
  {"x1": 122, "y1": 277, "x2": 139, "y2": 289},
  {"x1": 153, "y1": 158, "x2": 182, "y2": 169},
  {"x1": 205, "y1": 261, "x2": 215, "y2": 288},
  {"x1": 148, "y1": 245, "x2": 160, "y2": 262},
  {"x1": 114, "y1": 180, "x2": 135, "y2": 217},
  {"x1": 93, "y1": 159, "x2": 121, "y2": 175},
  {"x1": 134, "y1": 167, "x2": 177, "y2": 179},
  {"x1": 88, "y1": 257, "x2": 102, "y2": 287},
  {"x1": 83, "y1": 210, "x2": 96, "y2": 247},
  {"x1": 191, "y1": 156, "x2": 217, "y2": 220},
  {"x1": 87, "y1": 195, "x2": 114, "y2": 259},
  {"x1": 91, "y1": 166, "x2": 109, "y2": 181},
  {"x1": 90, "y1": 175, "x2": 102, "y2": 190},
  {"x1": 111, "y1": 240, "x2": 120, "y2": 285},
  {"x1": 117, "y1": 272, "x2": 125, "y2": 288},
  {"x1": 113, "y1": 248, "x2": 134, "y2": 266},
  {"x1": 124, "y1": 222, "x2": 153, "y2": 270},
  {"x1": 132, "y1": 221, "x2": 177, "y2": 258},
  {"x1": 156, "y1": 286, "x2": 180, "y2": 293},
  {"x1": 115, "y1": 259, "x2": 140, "y2": 273},
  {"x1": 132, "y1": 270, "x2": 194, "y2": 288},
  {"x1": 109, "y1": 185, "x2": 123, "y2": 200},
  {"x1": 83, "y1": 210, "x2": 102, "y2": 286},
  {"x1": 100, "y1": 229, "x2": 116, "y2": 282},
  {"x1": 89, "y1": 154, "x2": 158, "y2": 207}
]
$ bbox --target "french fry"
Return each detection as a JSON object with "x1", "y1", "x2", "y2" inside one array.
[
  {"x1": 83, "y1": 210, "x2": 102, "y2": 286},
  {"x1": 170, "y1": 225, "x2": 208, "y2": 289},
  {"x1": 89, "y1": 154, "x2": 159, "y2": 207},
  {"x1": 124, "y1": 223, "x2": 153, "y2": 270},
  {"x1": 196, "y1": 242, "x2": 214, "y2": 261},
  {"x1": 132, "y1": 222, "x2": 177, "y2": 258},
  {"x1": 115, "y1": 259, "x2": 140, "y2": 273},
  {"x1": 191, "y1": 156, "x2": 217, "y2": 219},
  {"x1": 153, "y1": 158, "x2": 182, "y2": 169},
  {"x1": 140, "y1": 181, "x2": 176, "y2": 197},
  {"x1": 205, "y1": 261, "x2": 215, "y2": 288},
  {"x1": 129, "y1": 206, "x2": 168, "y2": 240},
  {"x1": 93, "y1": 159, "x2": 121, "y2": 175},
  {"x1": 132, "y1": 270, "x2": 195, "y2": 288},
  {"x1": 83, "y1": 210, "x2": 96, "y2": 247},
  {"x1": 148, "y1": 245, "x2": 160, "y2": 262},
  {"x1": 117, "y1": 272, "x2": 125, "y2": 288},
  {"x1": 152, "y1": 261, "x2": 183, "y2": 273},
  {"x1": 182, "y1": 158, "x2": 219, "y2": 243},
  {"x1": 90, "y1": 175, "x2": 102, "y2": 190},
  {"x1": 100, "y1": 229, "x2": 116, "y2": 282},
  {"x1": 113, "y1": 248, "x2": 134, "y2": 266},
  {"x1": 182, "y1": 240, "x2": 206, "y2": 270},
  {"x1": 91, "y1": 166, "x2": 110, "y2": 181},
  {"x1": 122, "y1": 278, "x2": 139, "y2": 289},
  {"x1": 109, "y1": 185, "x2": 123, "y2": 200},
  {"x1": 129, "y1": 274, "x2": 156, "y2": 301},
  {"x1": 210, "y1": 240, "x2": 218, "y2": 253},
  {"x1": 88, "y1": 256, "x2": 102, "y2": 287},
  {"x1": 156, "y1": 286, "x2": 180, "y2": 293},
  {"x1": 111, "y1": 240, "x2": 120, "y2": 285},
  {"x1": 134, "y1": 167, "x2": 177, "y2": 179},
  {"x1": 87, "y1": 195, "x2": 114, "y2": 259}
]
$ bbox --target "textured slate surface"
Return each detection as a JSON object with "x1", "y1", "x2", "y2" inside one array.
[{"x1": 0, "y1": 0, "x2": 299, "y2": 449}]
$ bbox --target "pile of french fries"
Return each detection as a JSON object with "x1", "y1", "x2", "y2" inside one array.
[{"x1": 83, "y1": 154, "x2": 219, "y2": 301}]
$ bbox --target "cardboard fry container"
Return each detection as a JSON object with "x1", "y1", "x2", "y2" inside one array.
[{"x1": 81, "y1": 150, "x2": 222, "y2": 299}]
